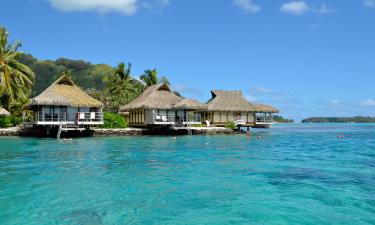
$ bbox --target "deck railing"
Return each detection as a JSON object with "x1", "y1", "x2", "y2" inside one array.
[
  {"x1": 34, "y1": 112, "x2": 103, "y2": 123},
  {"x1": 177, "y1": 114, "x2": 202, "y2": 123},
  {"x1": 256, "y1": 116, "x2": 273, "y2": 123},
  {"x1": 153, "y1": 115, "x2": 176, "y2": 123},
  {"x1": 77, "y1": 112, "x2": 103, "y2": 123}
]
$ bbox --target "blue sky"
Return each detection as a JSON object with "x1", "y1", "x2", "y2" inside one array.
[{"x1": 1, "y1": 0, "x2": 375, "y2": 121}]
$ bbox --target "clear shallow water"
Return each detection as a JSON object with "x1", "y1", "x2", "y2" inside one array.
[{"x1": 0, "y1": 124, "x2": 374, "y2": 225}]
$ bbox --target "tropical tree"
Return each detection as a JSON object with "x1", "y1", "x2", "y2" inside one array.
[
  {"x1": 140, "y1": 68, "x2": 170, "y2": 86},
  {"x1": 0, "y1": 27, "x2": 35, "y2": 112},
  {"x1": 105, "y1": 62, "x2": 143, "y2": 112},
  {"x1": 114, "y1": 62, "x2": 132, "y2": 81}
]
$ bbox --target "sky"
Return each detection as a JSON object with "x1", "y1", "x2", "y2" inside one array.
[{"x1": 1, "y1": 0, "x2": 375, "y2": 121}]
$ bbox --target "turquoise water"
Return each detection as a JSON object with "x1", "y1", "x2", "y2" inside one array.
[{"x1": 0, "y1": 124, "x2": 374, "y2": 225}]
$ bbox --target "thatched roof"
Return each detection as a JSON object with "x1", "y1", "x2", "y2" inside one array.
[
  {"x1": 27, "y1": 75, "x2": 103, "y2": 108},
  {"x1": 0, "y1": 107, "x2": 10, "y2": 116},
  {"x1": 173, "y1": 98, "x2": 207, "y2": 110},
  {"x1": 119, "y1": 84, "x2": 208, "y2": 111},
  {"x1": 206, "y1": 90, "x2": 258, "y2": 112},
  {"x1": 254, "y1": 104, "x2": 279, "y2": 113},
  {"x1": 119, "y1": 83, "x2": 182, "y2": 111}
]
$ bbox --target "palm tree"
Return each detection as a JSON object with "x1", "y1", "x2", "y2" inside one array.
[
  {"x1": 140, "y1": 68, "x2": 170, "y2": 87},
  {"x1": 114, "y1": 62, "x2": 131, "y2": 81},
  {"x1": 0, "y1": 27, "x2": 35, "y2": 111}
]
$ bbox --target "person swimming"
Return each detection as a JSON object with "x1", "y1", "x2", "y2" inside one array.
[
  {"x1": 336, "y1": 135, "x2": 344, "y2": 139},
  {"x1": 257, "y1": 136, "x2": 262, "y2": 140}
]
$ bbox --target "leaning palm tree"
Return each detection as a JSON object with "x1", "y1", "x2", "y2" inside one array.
[
  {"x1": 0, "y1": 27, "x2": 35, "y2": 111},
  {"x1": 114, "y1": 62, "x2": 132, "y2": 81},
  {"x1": 140, "y1": 68, "x2": 170, "y2": 87}
]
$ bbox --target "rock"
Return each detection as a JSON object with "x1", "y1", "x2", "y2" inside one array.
[
  {"x1": 0, "y1": 127, "x2": 21, "y2": 136},
  {"x1": 92, "y1": 128, "x2": 145, "y2": 136}
]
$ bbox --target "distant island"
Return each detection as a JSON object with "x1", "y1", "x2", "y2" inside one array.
[
  {"x1": 302, "y1": 117, "x2": 375, "y2": 123},
  {"x1": 273, "y1": 115, "x2": 294, "y2": 123}
]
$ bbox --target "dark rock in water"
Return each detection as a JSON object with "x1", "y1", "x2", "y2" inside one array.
[{"x1": 60, "y1": 209, "x2": 103, "y2": 225}]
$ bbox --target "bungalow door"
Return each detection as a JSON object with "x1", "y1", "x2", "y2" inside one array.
[{"x1": 60, "y1": 106, "x2": 67, "y2": 121}]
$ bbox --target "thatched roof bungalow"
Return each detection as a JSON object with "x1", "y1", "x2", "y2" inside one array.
[
  {"x1": 25, "y1": 75, "x2": 104, "y2": 127},
  {"x1": 206, "y1": 90, "x2": 257, "y2": 112},
  {"x1": 173, "y1": 98, "x2": 207, "y2": 110},
  {"x1": 27, "y1": 75, "x2": 103, "y2": 109},
  {"x1": 0, "y1": 107, "x2": 11, "y2": 117},
  {"x1": 119, "y1": 83, "x2": 206, "y2": 126},
  {"x1": 254, "y1": 104, "x2": 279, "y2": 113},
  {"x1": 119, "y1": 83, "x2": 181, "y2": 111},
  {"x1": 202, "y1": 90, "x2": 278, "y2": 128}
]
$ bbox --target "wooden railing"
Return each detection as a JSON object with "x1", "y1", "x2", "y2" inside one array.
[
  {"x1": 77, "y1": 112, "x2": 103, "y2": 122},
  {"x1": 256, "y1": 117, "x2": 273, "y2": 123},
  {"x1": 153, "y1": 115, "x2": 175, "y2": 123},
  {"x1": 34, "y1": 112, "x2": 103, "y2": 123},
  {"x1": 176, "y1": 114, "x2": 202, "y2": 123}
]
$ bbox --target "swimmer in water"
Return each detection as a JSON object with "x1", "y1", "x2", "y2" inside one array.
[
  {"x1": 257, "y1": 136, "x2": 262, "y2": 140},
  {"x1": 336, "y1": 135, "x2": 344, "y2": 139},
  {"x1": 172, "y1": 137, "x2": 176, "y2": 141}
]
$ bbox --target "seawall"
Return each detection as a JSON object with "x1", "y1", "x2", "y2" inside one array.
[{"x1": 0, "y1": 127, "x2": 240, "y2": 137}]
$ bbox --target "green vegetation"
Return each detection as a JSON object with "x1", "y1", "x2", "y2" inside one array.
[
  {"x1": 0, "y1": 26, "x2": 175, "y2": 128},
  {"x1": 0, "y1": 115, "x2": 22, "y2": 128},
  {"x1": 224, "y1": 121, "x2": 237, "y2": 130},
  {"x1": 273, "y1": 115, "x2": 294, "y2": 123},
  {"x1": 18, "y1": 54, "x2": 113, "y2": 97},
  {"x1": 140, "y1": 69, "x2": 170, "y2": 87},
  {"x1": 302, "y1": 117, "x2": 375, "y2": 123},
  {"x1": 101, "y1": 112, "x2": 128, "y2": 128},
  {"x1": 105, "y1": 63, "x2": 144, "y2": 112},
  {"x1": 0, "y1": 27, "x2": 35, "y2": 113}
]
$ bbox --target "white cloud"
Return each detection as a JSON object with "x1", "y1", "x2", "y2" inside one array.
[
  {"x1": 329, "y1": 100, "x2": 342, "y2": 107},
  {"x1": 281, "y1": 1, "x2": 309, "y2": 15},
  {"x1": 233, "y1": 0, "x2": 260, "y2": 13},
  {"x1": 48, "y1": 0, "x2": 138, "y2": 15},
  {"x1": 173, "y1": 84, "x2": 203, "y2": 97},
  {"x1": 360, "y1": 99, "x2": 375, "y2": 107},
  {"x1": 364, "y1": 0, "x2": 375, "y2": 8},
  {"x1": 316, "y1": 3, "x2": 334, "y2": 14},
  {"x1": 143, "y1": 0, "x2": 170, "y2": 10},
  {"x1": 245, "y1": 94, "x2": 257, "y2": 102},
  {"x1": 253, "y1": 86, "x2": 273, "y2": 94}
]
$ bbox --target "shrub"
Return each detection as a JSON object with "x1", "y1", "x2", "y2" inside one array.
[
  {"x1": 0, "y1": 116, "x2": 22, "y2": 128},
  {"x1": 224, "y1": 121, "x2": 237, "y2": 130},
  {"x1": 101, "y1": 112, "x2": 127, "y2": 128},
  {"x1": 192, "y1": 124, "x2": 205, "y2": 127}
]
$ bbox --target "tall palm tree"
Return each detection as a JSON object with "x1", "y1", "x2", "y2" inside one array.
[
  {"x1": 0, "y1": 27, "x2": 35, "y2": 111},
  {"x1": 114, "y1": 62, "x2": 131, "y2": 81},
  {"x1": 140, "y1": 68, "x2": 170, "y2": 87}
]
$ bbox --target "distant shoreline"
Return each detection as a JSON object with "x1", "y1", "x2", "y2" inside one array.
[{"x1": 302, "y1": 116, "x2": 375, "y2": 123}]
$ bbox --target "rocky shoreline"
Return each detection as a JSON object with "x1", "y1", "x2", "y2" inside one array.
[
  {"x1": 0, "y1": 127, "x2": 240, "y2": 137},
  {"x1": 0, "y1": 127, "x2": 21, "y2": 136}
]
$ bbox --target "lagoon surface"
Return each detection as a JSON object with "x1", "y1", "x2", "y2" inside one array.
[{"x1": 0, "y1": 124, "x2": 374, "y2": 225}]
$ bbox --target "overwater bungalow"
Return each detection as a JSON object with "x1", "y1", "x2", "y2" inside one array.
[
  {"x1": 119, "y1": 83, "x2": 206, "y2": 127},
  {"x1": 120, "y1": 85, "x2": 279, "y2": 129},
  {"x1": 24, "y1": 75, "x2": 104, "y2": 129},
  {"x1": 203, "y1": 90, "x2": 279, "y2": 128},
  {"x1": 253, "y1": 103, "x2": 279, "y2": 128},
  {"x1": 0, "y1": 107, "x2": 11, "y2": 117}
]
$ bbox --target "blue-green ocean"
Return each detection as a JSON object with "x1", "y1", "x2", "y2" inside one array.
[{"x1": 0, "y1": 124, "x2": 374, "y2": 225}]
